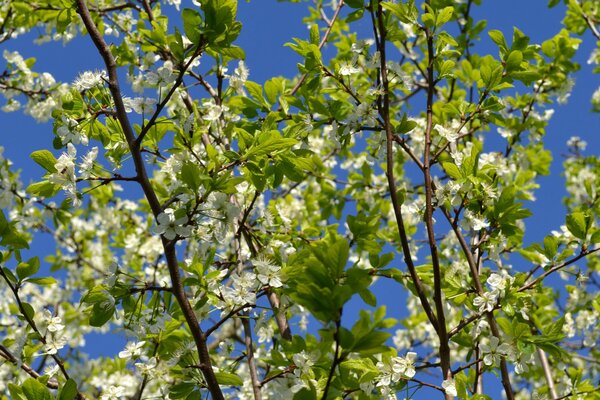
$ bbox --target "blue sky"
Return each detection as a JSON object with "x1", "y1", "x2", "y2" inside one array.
[{"x1": 1, "y1": 0, "x2": 599, "y2": 396}]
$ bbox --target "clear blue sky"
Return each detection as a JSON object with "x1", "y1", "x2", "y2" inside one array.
[{"x1": 1, "y1": 0, "x2": 598, "y2": 396}]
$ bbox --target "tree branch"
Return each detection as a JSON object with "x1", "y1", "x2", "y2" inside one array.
[
  {"x1": 372, "y1": 2, "x2": 439, "y2": 336},
  {"x1": 242, "y1": 314, "x2": 262, "y2": 400},
  {"x1": 422, "y1": 2, "x2": 451, "y2": 384},
  {"x1": 74, "y1": 2, "x2": 224, "y2": 398}
]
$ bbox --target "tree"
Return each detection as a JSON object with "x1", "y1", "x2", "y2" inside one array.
[{"x1": 0, "y1": 0, "x2": 599, "y2": 399}]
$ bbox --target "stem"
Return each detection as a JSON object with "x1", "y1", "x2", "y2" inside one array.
[
  {"x1": 242, "y1": 314, "x2": 262, "y2": 400},
  {"x1": 372, "y1": 1, "x2": 439, "y2": 334},
  {"x1": 74, "y1": 2, "x2": 224, "y2": 398},
  {"x1": 538, "y1": 348, "x2": 558, "y2": 399},
  {"x1": 422, "y1": 7, "x2": 451, "y2": 383},
  {"x1": 519, "y1": 247, "x2": 600, "y2": 292},
  {"x1": 440, "y1": 207, "x2": 515, "y2": 400},
  {"x1": 321, "y1": 314, "x2": 342, "y2": 400},
  {"x1": 0, "y1": 344, "x2": 59, "y2": 389}
]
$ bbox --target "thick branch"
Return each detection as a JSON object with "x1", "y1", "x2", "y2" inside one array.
[
  {"x1": 372, "y1": 3, "x2": 439, "y2": 334},
  {"x1": 242, "y1": 314, "x2": 262, "y2": 400},
  {"x1": 0, "y1": 344, "x2": 59, "y2": 389},
  {"x1": 74, "y1": 2, "x2": 224, "y2": 399},
  {"x1": 422, "y1": 8, "x2": 451, "y2": 382}
]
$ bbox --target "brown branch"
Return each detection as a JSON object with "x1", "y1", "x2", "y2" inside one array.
[
  {"x1": 135, "y1": 44, "x2": 204, "y2": 146},
  {"x1": 205, "y1": 303, "x2": 252, "y2": 338},
  {"x1": 321, "y1": 314, "x2": 342, "y2": 400},
  {"x1": 439, "y1": 207, "x2": 514, "y2": 399},
  {"x1": 538, "y1": 348, "x2": 558, "y2": 399},
  {"x1": 74, "y1": 2, "x2": 224, "y2": 399},
  {"x1": 422, "y1": 2, "x2": 451, "y2": 384},
  {"x1": 242, "y1": 314, "x2": 262, "y2": 400},
  {"x1": 518, "y1": 247, "x2": 600, "y2": 292},
  {"x1": 373, "y1": 0, "x2": 439, "y2": 344},
  {"x1": 0, "y1": 344, "x2": 59, "y2": 389},
  {"x1": 579, "y1": 3, "x2": 600, "y2": 40}
]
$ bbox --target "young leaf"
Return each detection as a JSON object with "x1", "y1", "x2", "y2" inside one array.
[{"x1": 30, "y1": 150, "x2": 57, "y2": 173}]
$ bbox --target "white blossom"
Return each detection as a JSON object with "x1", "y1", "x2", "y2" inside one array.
[
  {"x1": 473, "y1": 290, "x2": 499, "y2": 313},
  {"x1": 118, "y1": 341, "x2": 146, "y2": 360},
  {"x1": 442, "y1": 378, "x2": 457, "y2": 397},
  {"x1": 73, "y1": 70, "x2": 107, "y2": 91},
  {"x1": 154, "y1": 208, "x2": 192, "y2": 240},
  {"x1": 254, "y1": 256, "x2": 283, "y2": 288},
  {"x1": 480, "y1": 336, "x2": 511, "y2": 366}
]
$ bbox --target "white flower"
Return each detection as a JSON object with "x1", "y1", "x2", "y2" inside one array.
[
  {"x1": 146, "y1": 61, "x2": 177, "y2": 86},
  {"x1": 73, "y1": 70, "x2": 107, "y2": 91},
  {"x1": 154, "y1": 208, "x2": 192, "y2": 240},
  {"x1": 556, "y1": 77, "x2": 574, "y2": 104},
  {"x1": 293, "y1": 350, "x2": 316, "y2": 378},
  {"x1": 473, "y1": 290, "x2": 498, "y2": 313},
  {"x1": 56, "y1": 115, "x2": 88, "y2": 145},
  {"x1": 202, "y1": 102, "x2": 223, "y2": 122},
  {"x1": 339, "y1": 62, "x2": 360, "y2": 76},
  {"x1": 43, "y1": 364, "x2": 60, "y2": 378},
  {"x1": 566, "y1": 136, "x2": 587, "y2": 152},
  {"x1": 229, "y1": 60, "x2": 249, "y2": 94},
  {"x1": 480, "y1": 336, "x2": 511, "y2": 366},
  {"x1": 462, "y1": 209, "x2": 490, "y2": 231},
  {"x1": 135, "y1": 357, "x2": 158, "y2": 374},
  {"x1": 254, "y1": 256, "x2": 283, "y2": 288},
  {"x1": 392, "y1": 352, "x2": 417, "y2": 378},
  {"x1": 486, "y1": 273, "x2": 507, "y2": 292},
  {"x1": 49, "y1": 144, "x2": 78, "y2": 201},
  {"x1": 123, "y1": 97, "x2": 157, "y2": 114},
  {"x1": 44, "y1": 336, "x2": 67, "y2": 355},
  {"x1": 442, "y1": 378, "x2": 457, "y2": 397},
  {"x1": 118, "y1": 340, "x2": 146, "y2": 360},
  {"x1": 78, "y1": 147, "x2": 98, "y2": 179},
  {"x1": 100, "y1": 385, "x2": 125, "y2": 400},
  {"x1": 43, "y1": 310, "x2": 65, "y2": 333}
]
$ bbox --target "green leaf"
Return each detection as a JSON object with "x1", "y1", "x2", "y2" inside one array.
[
  {"x1": 436, "y1": 6, "x2": 454, "y2": 27},
  {"x1": 17, "y1": 256, "x2": 40, "y2": 280},
  {"x1": 442, "y1": 162, "x2": 462, "y2": 180},
  {"x1": 511, "y1": 70, "x2": 542, "y2": 85},
  {"x1": 89, "y1": 300, "x2": 116, "y2": 327},
  {"x1": 245, "y1": 81, "x2": 268, "y2": 108},
  {"x1": 220, "y1": 46, "x2": 245, "y2": 60},
  {"x1": 30, "y1": 150, "x2": 57, "y2": 173},
  {"x1": 488, "y1": 30, "x2": 508, "y2": 52},
  {"x1": 22, "y1": 378, "x2": 53, "y2": 400},
  {"x1": 214, "y1": 372, "x2": 244, "y2": 386},
  {"x1": 543, "y1": 235, "x2": 559, "y2": 259},
  {"x1": 439, "y1": 59, "x2": 455, "y2": 78},
  {"x1": 590, "y1": 229, "x2": 600, "y2": 244},
  {"x1": 8, "y1": 382, "x2": 27, "y2": 400},
  {"x1": 27, "y1": 277, "x2": 58, "y2": 285},
  {"x1": 182, "y1": 8, "x2": 202, "y2": 44},
  {"x1": 180, "y1": 162, "x2": 203, "y2": 190},
  {"x1": 26, "y1": 181, "x2": 61, "y2": 198},
  {"x1": 245, "y1": 135, "x2": 297, "y2": 158},
  {"x1": 309, "y1": 24, "x2": 319, "y2": 45},
  {"x1": 169, "y1": 382, "x2": 196, "y2": 399},
  {"x1": 21, "y1": 302, "x2": 35, "y2": 321},
  {"x1": 359, "y1": 288, "x2": 377, "y2": 307},
  {"x1": 505, "y1": 50, "x2": 523, "y2": 72},
  {"x1": 397, "y1": 113, "x2": 417, "y2": 133},
  {"x1": 345, "y1": 0, "x2": 364, "y2": 8},
  {"x1": 57, "y1": 379, "x2": 78, "y2": 400},
  {"x1": 566, "y1": 212, "x2": 587, "y2": 240}
]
